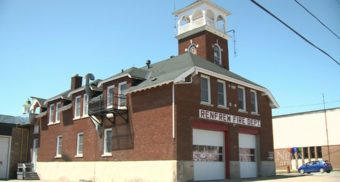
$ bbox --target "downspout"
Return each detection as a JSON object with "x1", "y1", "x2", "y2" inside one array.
[{"x1": 172, "y1": 83, "x2": 175, "y2": 140}]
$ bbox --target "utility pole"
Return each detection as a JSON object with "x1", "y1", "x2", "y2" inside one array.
[{"x1": 322, "y1": 94, "x2": 331, "y2": 162}]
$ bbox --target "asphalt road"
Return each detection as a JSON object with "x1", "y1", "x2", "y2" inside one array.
[{"x1": 214, "y1": 171, "x2": 340, "y2": 182}]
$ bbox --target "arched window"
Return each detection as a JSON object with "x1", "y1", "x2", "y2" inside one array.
[
  {"x1": 213, "y1": 44, "x2": 222, "y2": 65},
  {"x1": 206, "y1": 9, "x2": 215, "y2": 26},
  {"x1": 188, "y1": 44, "x2": 197, "y2": 55},
  {"x1": 192, "y1": 10, "x2": 203, "y2": 21},
  {"x1": 216, "y1": 15, "x2": 225, "y2": 32},
  {"x1": 180, "y1": 16, "x2": 190, "y2": 26}
]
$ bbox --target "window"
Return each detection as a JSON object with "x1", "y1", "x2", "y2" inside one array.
[
  {"x1": 237, "y1": 87, "x2": 246, "y2": 111},
  {"x1": 303, "y1": 147, "x2": 308, "y2": 159},
  {"x1": 239, "y1": 148, "x2": 255, "y2": 162},
  {"x1": 76, "y1": 133, "x2": 84, "y2": 157},
  {"x1": 107, "y1": 85, "x2": 115, "y2": 108},
  {"x1": 103, "y1": 128, "x2": 112, "y2": 156},
  {"x1": 193, "y1": 145, "x2": 223, "y2": 161},
  {"x1": 56, "y1": 135, "x2": 62, "y2": 158},
  {"x1": 310, "y1": 146, "x2": 315, "y2": 158},
  {"x1": 74, "y1": 96, "x2": 81, "y2": 119},
  {"x1": 83, "y1": 94, "x2": 89, "y2": 116},
  {"x1": 49, "y1": 104, "x2": 55, "y2": 124},
  {"x1": 188, "y1": 44, "x2": 197, "y2": 55},
  {"x1": 317, "y1": 146, "x2": 322, "y2": 158},
  {"x1": 217, "y1": 80, "x2": 226, "y2": 107},
  {"x1": 55, "y1": 102, "x2": 62, "y2": 123},
  {"x1": 200, "y1": 75, "x2": 211, "y2": 104},
  {"x1": 118, "y1": 82, "x2": 127, "y2": 109},
  {"x1": 250, "y1": 90, "x2": 258, "y2": 114},
  {"x1": 213, "y1": 44, "x2": 221, "y2": 65}
]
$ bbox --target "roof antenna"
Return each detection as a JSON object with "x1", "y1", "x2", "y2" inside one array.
[
  {"x1": 146, "y1": 60, "x2": 151, "y2": 69},
  {"x1": 227, "y1": 29, "x2": 237, "y2": 57}
]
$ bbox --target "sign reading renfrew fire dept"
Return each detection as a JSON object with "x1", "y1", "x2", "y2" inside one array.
[{"x1": 199, "y1": 109, "x2": 261, "y2": 127}]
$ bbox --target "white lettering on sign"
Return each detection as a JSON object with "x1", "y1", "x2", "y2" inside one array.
[{"x1": 199, "y1": 109, "x2": 261, "y2": 127}]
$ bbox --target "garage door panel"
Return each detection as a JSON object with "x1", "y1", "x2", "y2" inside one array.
[
  {"x1": 239, "y1": 133, "x2": 257, "y2": 178},
  {"x1": 193, "y1": 129, "x2": 225, "y2": 181}
]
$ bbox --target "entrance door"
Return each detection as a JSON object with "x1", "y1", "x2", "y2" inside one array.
[
  {"x1": 239, "y1": 133, "x2": 257, "y2": 178},
  {"x1": 193, "y1": 129, "x2": 225, "y2": 181},
  {"x1": 32, "y1": 139, "x2": 38, "y2": 171},
  {"x1": 0, "y1": 136, "x2": 11, "y2": 179}
]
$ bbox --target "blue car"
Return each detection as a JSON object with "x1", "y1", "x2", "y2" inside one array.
[{"x1": 298, "y1": 160, "x2": 332, "y2": 174}]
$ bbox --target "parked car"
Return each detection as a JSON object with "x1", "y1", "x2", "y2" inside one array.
[{"x1": 298, "y1": 160, "x2": 332, "y2": 174}]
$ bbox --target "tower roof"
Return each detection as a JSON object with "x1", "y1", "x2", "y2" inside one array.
[{"x1": 173, "y1": 0, "x2": 230, "y2": 17}]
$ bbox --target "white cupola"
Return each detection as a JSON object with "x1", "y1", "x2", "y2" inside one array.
[{"x1": 174, "y1": 0, "x2": 231, "y2": 40}]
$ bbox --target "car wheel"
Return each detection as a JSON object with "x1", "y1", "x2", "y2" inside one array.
[
  {"x1": 300, "y1": 169, "x2": 304, "y2": 174},
  {"x1": 320, "y1": 168, "x2": 325, "y2": 173},
  {"x1": 326, "y1": 171, "x2": 331, "y2": 173}
]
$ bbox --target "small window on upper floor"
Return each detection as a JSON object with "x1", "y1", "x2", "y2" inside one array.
[
  {"x1": 55, "y1": 102, "x2": 62, "y2": 123},
  {"x1": 250, "y1": 90, "x2": 258, "y2": 114},
  {"x1": 83, "y1": 94, "x2": 89, "y2": 116},
  {"x1": 217, "y1": 80, "x2": 227, "y2": 107},
  {"x1": 74, "y1": 96, "x2": 81, "y2": 119},
  {"x1": 213, "y1": 44, "x2": 222, "y2": 65},
  {"x1": 48, "y1": 104, "x2": 55, "y2": 124},
  {"x1": 107, "y1": 85, "x2": 115, "y2": 108},
  {"x1": 118, "y1": 82, "x2": 127, "y2": 109},
  {"x1": 200, "y1": 75, "x2": 211, "y2": 104},
  {"x1": 237, "y1": 86, "x2": 246, "y2": 112},
  {"x1": 188, "y1": 44, "x2": 197, "y2": 55}
]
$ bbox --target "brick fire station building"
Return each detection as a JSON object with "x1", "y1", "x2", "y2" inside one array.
[{"x1": 29, "y1": 0, "x2": 278, "y2": 181}]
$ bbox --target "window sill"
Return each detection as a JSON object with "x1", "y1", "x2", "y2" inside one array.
[
  {"x1": 75, "y1": 154, "x2": 83, "y2": 158},
  {"x1": 48, "y1": 122, "x2": 60, "y2": 126},
  {"x1": 82, "y1": 115, "x2": 89, "y2": 118},
  {"x1": 217, "y1": 105, "x2": 229, "y2": 110},
  {"x1": 200, "y1": 102, "x2": 213, "y2": 107},
  {"x1": 251, "y1": 112, "x2": 260, "y2": 116},
  {"x1": 238, "y1": 109, "x2": 247, "y2": 113},
  {"x1": 118, "y1": 106, "x2": 127, "y2": 110},
  {"x1": 73, "y1": 117, "x2": 81, "y2": 121},
  {"x1": 101, "y1": 153, "x2": 112, "y2": 157},
  {"x1": 54, "y1": 155, "x2": 62, "y2": 159}
]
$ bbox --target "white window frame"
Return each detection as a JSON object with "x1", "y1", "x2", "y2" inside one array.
[
  {"x1": 217, "y1": 80, "x2": 227, "y2": 107},
  {"x1": 55, "y1": 135, "x2": 62, "y2": 158},
  {"x1": 107, "y1": 85, "x2": 115, "y2": 109},
  {"x1": 200, "y1": 75, "x2": 211, "y2": 105},
  {"x1": 48, "y1": 104, "x2": 55, "y2": 124},
  {"x1": 74, "y1": 95, "x2": 81, "y2": 119},
  {"x1": 250, "y1": 90, "x2": 258, "y2": 114},
  {"x1": 55, "y1": 102, "x2": 62, "y2": 123},
  {"x1": 76, "y1": 132, "x2": 84, "y2": 157},
  {"x1": 118, "y1": 81, "x2": 127, "y2": 109},
  {"x1": 102, "y1": 128, "x2": 112, "y2": 156},
  {"x1": 237, "y1": 86, "x2": 246, "y2": 112},
  {"x1": 213, "y1": 44, "x2": 222, "y2": 65},
  {"x1": 83, "y1": 94, "x2": 89, "y2": 117}
]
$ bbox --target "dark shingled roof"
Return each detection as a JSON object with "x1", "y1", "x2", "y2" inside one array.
[
  {"x1": 128, "y1": 53, "x2": 264, "y2": 93},
  {"x1": 0, "y1": 114, "x2": 29, "y2": 125}
]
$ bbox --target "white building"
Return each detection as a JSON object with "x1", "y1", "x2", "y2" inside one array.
[{"x1": 273, "y1": 107, "x2": 340, "y2": 171}]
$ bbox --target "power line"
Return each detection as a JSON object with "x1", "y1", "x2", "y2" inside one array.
[
  {"x1": 294, "y1": 0, "x2": 340, "y2": 39},
  {"x1": 250, "y1": 0, "x2": 340, "y2": 67}
]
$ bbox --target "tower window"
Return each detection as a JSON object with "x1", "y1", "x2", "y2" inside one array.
[
  {"x1": 188, "y1": 44, "x2": 197, "y2": 55},
  {"x1": 216, "y1": 15, "x2": 225, "y2": 33},
  {"x1": 213, "y1": 44, "x2": 222, "y2": 65}
]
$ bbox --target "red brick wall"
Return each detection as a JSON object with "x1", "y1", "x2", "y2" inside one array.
[
  {"x1": 178, "y1": 31, "x2": 230, "y2": 70},
  {"x1": 174, "y1": 73, "x2": 273, "y2": 162}
]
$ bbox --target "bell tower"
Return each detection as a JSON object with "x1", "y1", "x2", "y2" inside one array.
[{"x1": 174, "y1": 0, "x2": 231, "y2": 70}]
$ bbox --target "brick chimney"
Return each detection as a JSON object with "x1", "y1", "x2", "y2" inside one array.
[{"x1": 71, "y1": 74, "x2": 82, "y2": 90}]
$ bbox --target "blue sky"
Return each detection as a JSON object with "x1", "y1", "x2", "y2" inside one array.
[{"x1": 0, "y1": 0, "x2": 339, "y2": 116}]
